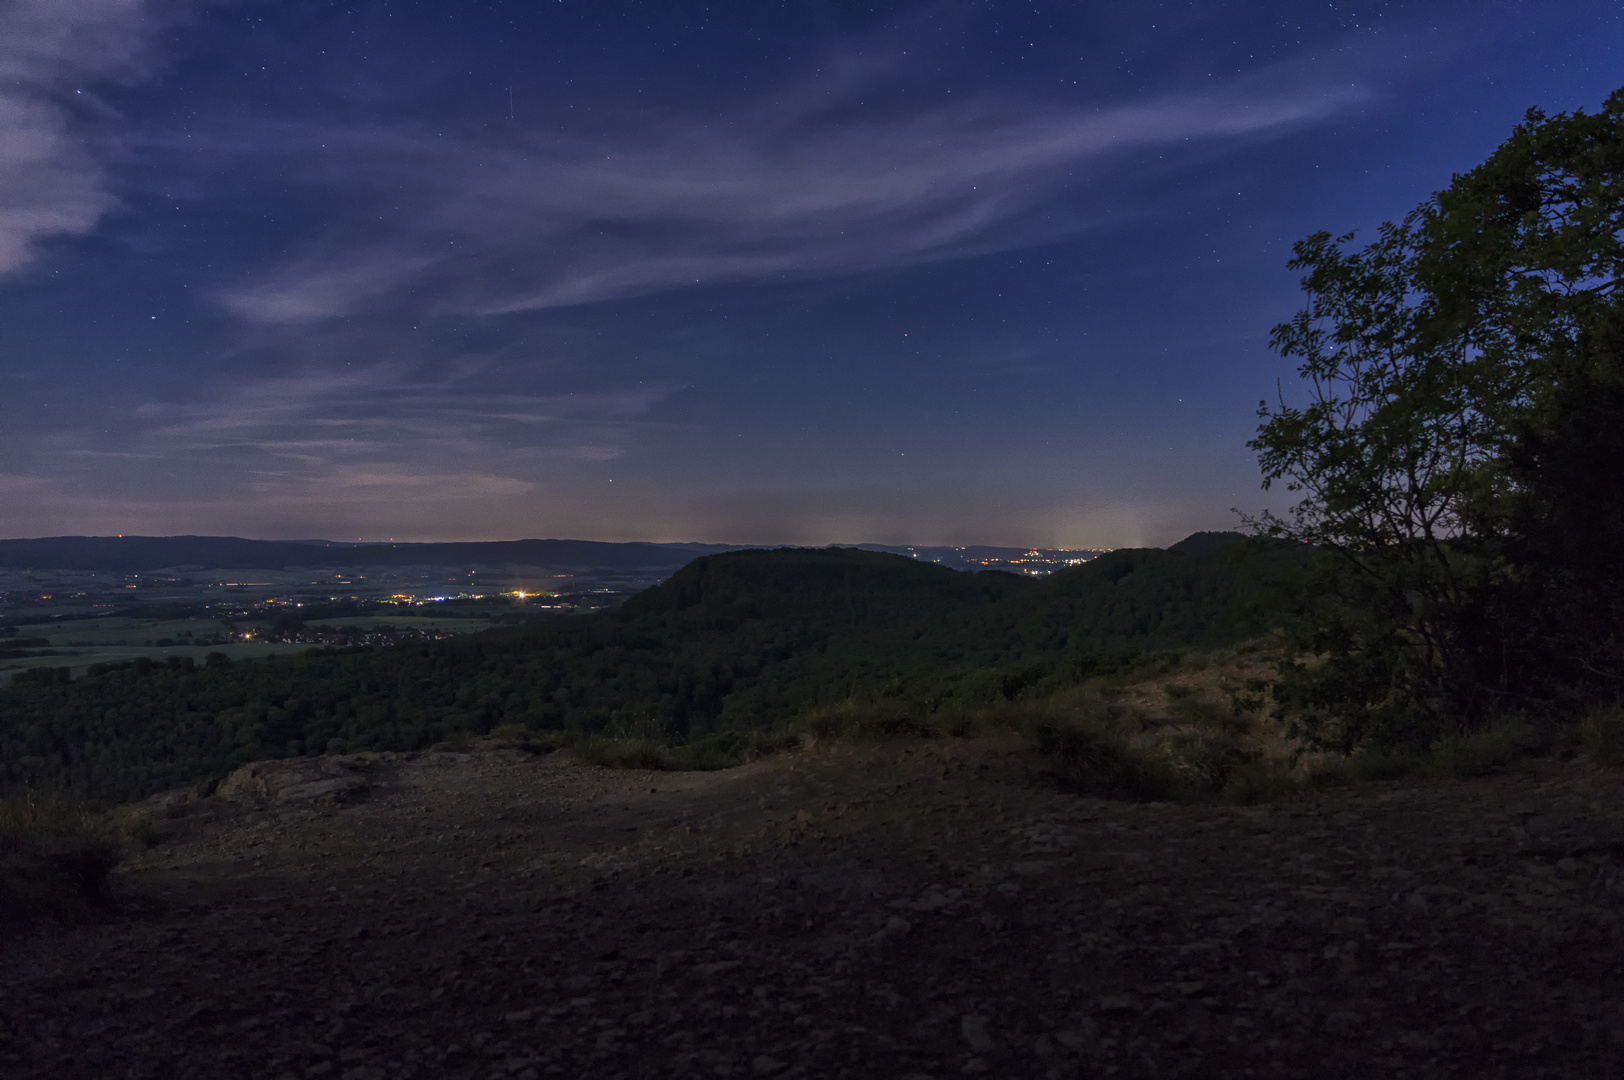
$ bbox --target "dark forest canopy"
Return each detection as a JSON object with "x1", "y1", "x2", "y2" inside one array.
[{"x1": 0, "y1": 535, "x2": 1301, "y2": 803}]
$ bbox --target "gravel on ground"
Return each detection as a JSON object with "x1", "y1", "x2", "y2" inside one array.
[{"x1": 4, "y1": 736, "x2": 1623, "y2": 1079}]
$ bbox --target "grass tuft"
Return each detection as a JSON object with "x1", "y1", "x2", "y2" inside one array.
[
  {"x1": 1221, "y1": 761, "x2": 1302, "y2": 805},
  {"x1": 1431, "y1": 721, "x2": 1541, "y2": 778},
  {"x1": 568, "y1": 727, "x2": 807, "y2": 772},
  {"x1": 0, "y1": 791, "x2": 124, "y2": 922},
  {"x1": 575, "y1": 735, "x2": 673, "y2": 771},
  {"x1": 1027, "y1": 714, "x2": 1182, "y2": 802},
  {"x1": 1580, "y1": 705, "x2": 1624, "y2": 767}
]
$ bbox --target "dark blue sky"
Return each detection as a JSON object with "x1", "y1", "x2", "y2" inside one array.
[{"x1": 0, "y1": 1, "x2": 1618, "y2": 546}]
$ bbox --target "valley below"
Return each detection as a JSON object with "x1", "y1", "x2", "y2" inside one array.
[{"x1": 4, "y1": 738, "x2": 1623, "y2": 1078}]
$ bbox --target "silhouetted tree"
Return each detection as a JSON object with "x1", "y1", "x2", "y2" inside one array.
[{"x1": 1251, "y1": 88, "x2": 1624, "y2": 748}]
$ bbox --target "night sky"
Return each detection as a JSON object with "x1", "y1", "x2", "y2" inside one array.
[{"x1": 0, "y1": 2, "x2": 1618, "y2": 547}]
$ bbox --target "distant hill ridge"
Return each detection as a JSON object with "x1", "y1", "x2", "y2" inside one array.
[
  {"x1": 0, "y1": 535, "x2": 742, "y2": 573},
  {"x1": 0, "y1": 533, "x2": 1164, "y2": 575}
]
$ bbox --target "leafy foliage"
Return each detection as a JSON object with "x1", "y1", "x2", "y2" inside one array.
[{"x1": 1251, "y1": 89, "x2": 1624, "y2": 748}]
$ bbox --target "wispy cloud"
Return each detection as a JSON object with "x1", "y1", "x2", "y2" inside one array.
[
  {"x1": 0, "y1": 349, "x2": 676, "y2": 536},
  {"x1": 128, "y1": 358, "x2": 672, "y2": 494},
  {"x1": 0, "y1": 0, "x2": 209, "y2": 274},
  {"x1": 220, "y1": 58, "x2": 1364, "y2": 323}
]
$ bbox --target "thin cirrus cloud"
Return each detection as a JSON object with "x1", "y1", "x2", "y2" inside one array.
[
  {"x1": 0, "y1": 357, "x2": 661, "y2": 532},
  {"x1": 0, "y1": 0, "x2": 210, "y2": 275},
  {"x1": 0, "y1": 315, "x2": 671, "y2": 525},
  {"x1": 126, "y1": 361, "x2": 675, "y2": 489},
  {"x1": 220, "y1": 61, "x2": 1365, "y2": 324}
]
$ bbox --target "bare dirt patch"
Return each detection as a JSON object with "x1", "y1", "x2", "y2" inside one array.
[{"x1": 4, "y1": 738, "x2": 1623, "y2": 1078}]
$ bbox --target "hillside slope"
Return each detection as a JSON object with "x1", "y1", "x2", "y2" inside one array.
[{"x1": 0, "y1": 537, "x2": 1303, "y2": 803}]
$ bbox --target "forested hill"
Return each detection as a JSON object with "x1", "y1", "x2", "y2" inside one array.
[{"x1": 0, "y1": 533, "x2": 1300, "y2": 802}]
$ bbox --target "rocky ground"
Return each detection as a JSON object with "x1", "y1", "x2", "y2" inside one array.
[{"x1": 3, "y1": 736, "x2": 1623, "y2": 1079}]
